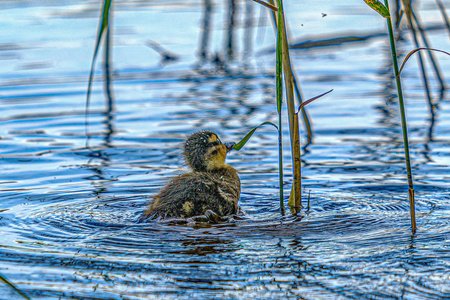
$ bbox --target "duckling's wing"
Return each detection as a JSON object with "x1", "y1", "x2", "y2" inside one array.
[
  {"x1": 145, "y1": 172, "x2": 218, "y2": 218},
  {"x1": 146, "y1": 172, "x2": 238, "y2": 218},
  {"x1": 180, "y1": 172, "x2": 239, "y2": 216}
]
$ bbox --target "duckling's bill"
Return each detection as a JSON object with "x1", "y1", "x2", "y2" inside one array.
[{"x1": 224, "y1": 142, "x2": 235, "y2": 152}]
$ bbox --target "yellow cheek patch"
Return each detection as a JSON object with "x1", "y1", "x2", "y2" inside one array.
[
  {"x1": 206, "y1": 145, "x2": 226, "y2": 158},
  {"x1": 206, "y1": 144, "x2": 227, "y2": 170}
]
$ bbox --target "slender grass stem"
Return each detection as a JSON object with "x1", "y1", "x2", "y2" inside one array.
[
  {"x1": 275, "y1": 2, "x2": 284, "y2": 214},
  {"x1": 278, "y1": 113, "x2": 284, "y2": 214},
  {"x1": 275, "y1": 0, "x2": 302, "y2": 209},
  {"x1": 384, "y1": 0, "x2": 416, "y2": 233},
  {"x1": 0, "y1": 273, "x2": 29, "y2": 300},
  {"x1": 268, "y1": 0, "x2": 315, "y2": 144},
  {"x1": 289, "y1": 112, "x2": 301, "y2": 211}
]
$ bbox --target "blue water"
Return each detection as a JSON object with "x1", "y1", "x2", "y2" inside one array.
[{"x1": 1, "y1": 0, "x2": 450, "y2": 299}]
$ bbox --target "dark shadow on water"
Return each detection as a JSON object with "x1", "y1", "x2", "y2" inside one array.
[
  {"x1": 225, "y1": 0, "x2": 237, "y2": 61},
  {"x1": 198, "y1": 0, "x2": 213, "y2": 61},
  {"x1": 102, "y1": 23, "x2": 116, "y2": 149}
]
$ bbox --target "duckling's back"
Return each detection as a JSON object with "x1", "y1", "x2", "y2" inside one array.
[{"x1": 144, "y1": 166, "x2": 240, "y2": 219}]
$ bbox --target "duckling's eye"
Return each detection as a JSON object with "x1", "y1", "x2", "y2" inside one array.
[{"x1": 208, "y1": 140, "x2": 221, "y2": 147}]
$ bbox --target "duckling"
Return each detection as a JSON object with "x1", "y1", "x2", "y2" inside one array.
[{"x1": 144, "y1": 130, "x2": 240, "y2": 219}]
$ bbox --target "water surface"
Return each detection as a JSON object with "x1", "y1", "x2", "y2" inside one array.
[{"x1": 1, "y1": 0, "x2": 450, "y2": 299}]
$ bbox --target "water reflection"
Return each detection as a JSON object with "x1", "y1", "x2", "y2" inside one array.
[
  {"x1": 197, "y1": 0, "x2": 255, "y2": 66},
  {"x1": 84, "y1": 19, "x2": 117, "y2": 197},
  {"x1": 103, "y1": 23, "x2": 116, "y2": 148},
  {"x1": 170, "y1": 69, "x2": 277, "y2": 134},
  {"x1": 243, "y1": 0, "x2": 254, "y2": 62},
  {"x1": 225, "y1": 0, "x2": 237, "y2": 60},
  {"x1": 1, "y1": 0, "x2": 450, "y2": 299},
  {"x1": 147, "y1": 40, "x2": 180, "y2": 67},
  {"x1": 198, "y1": 0, "x2": 213, "y2": 60}
]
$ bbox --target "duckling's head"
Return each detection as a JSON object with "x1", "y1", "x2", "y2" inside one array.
[{"x1": 184, "y1": 130, "x2": 234, "y2": 172}]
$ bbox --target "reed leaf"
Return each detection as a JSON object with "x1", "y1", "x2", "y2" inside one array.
[
  {"x1": 293, "y1": 76, "x2": 313, "y2": 143},
  {"x1": 363, "y1": 0, "x2": 390, "y2": 18},
  {"x1": 383, "y1": 0, "x2": 416, "y2": 233},
  {"x1": 398, "y1": 47, "x2": 450, "y2": 76},
  {"x1": 296, "y1": 89, "x2": 333, "y2": 114},
  {"x1": 232, "y1": 121, "x2": 278, "y2": 151}
]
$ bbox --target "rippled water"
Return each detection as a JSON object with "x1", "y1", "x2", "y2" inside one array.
[{"x1": 1, "y1": 0, "x2": 450, "y2": 299}]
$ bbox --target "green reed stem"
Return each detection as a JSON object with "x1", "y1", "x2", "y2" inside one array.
[
  {"x1": 384, "y1": 0, "x2": 416, "y2": 233},
  {"x1": 276, "y1": 0, "x2": 284, "y2": 214},
  {"x1": 278, "y1": 113, "x2": 284, "y2": 214},
  {"x1": 275, "y1": 0, "x2": 302, "y2": 210},
  {"x1": 269, "y1": 0, "x2": 314, "y2": 144}
]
